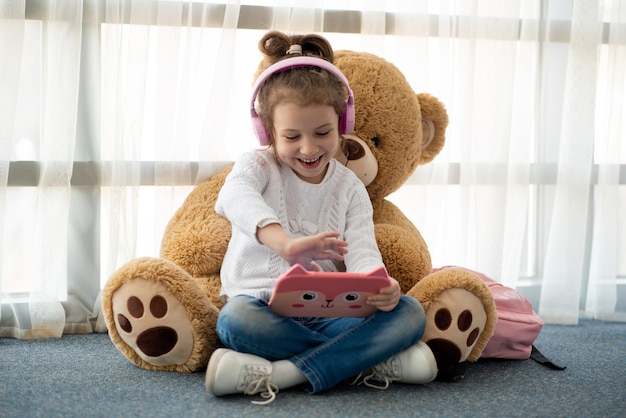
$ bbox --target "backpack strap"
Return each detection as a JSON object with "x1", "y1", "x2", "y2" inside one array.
[{"x1": 530, "y1": 345, "x2": 566, "y2": 370}]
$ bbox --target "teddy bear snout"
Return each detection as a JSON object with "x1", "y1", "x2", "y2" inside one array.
[{"x1": 338, "y1": 135, "x2": 379, "y2": 187}]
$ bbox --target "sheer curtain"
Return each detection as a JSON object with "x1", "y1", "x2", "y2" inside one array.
[
  {"x1": 1, "y1": 0, "x2": 82, "y2": 338},
  {"x1": 1, "y1": 0, "x2": 624, "y2": 339},
  {"x1": 585, "y1": 0, "x2": 626, "y2": 322},
  {"x1": 390, "y1": 0, "x2": 625, "y2": 324}
]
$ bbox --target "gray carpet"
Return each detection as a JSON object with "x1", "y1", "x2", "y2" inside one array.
[{"x1": 1, "y1": 320, "x2": 624, "y2": 418}]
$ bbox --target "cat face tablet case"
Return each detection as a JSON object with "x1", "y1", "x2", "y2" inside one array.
[{"x1": 269, "y1": 264, "x2": 391, "y2": 318}]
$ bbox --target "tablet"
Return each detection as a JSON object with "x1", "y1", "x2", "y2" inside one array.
[{"x1": 268, "y1": 264, "x2": 391, "y2": 318}]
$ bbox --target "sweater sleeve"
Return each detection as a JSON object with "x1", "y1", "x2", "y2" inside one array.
[
  {"x1": 215, "y1": 151, "x2": 281, "y2": 239},
  {"x1": 338, "y1": 169, "x2": 385, "y2": 274}
]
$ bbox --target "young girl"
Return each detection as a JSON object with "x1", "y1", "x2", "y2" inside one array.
[{"x1": 205, "y1": 31, "x2": 437, "y2": 404}]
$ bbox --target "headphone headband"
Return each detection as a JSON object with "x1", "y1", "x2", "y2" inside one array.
[{"x1": 250, "y1": 56, "x2": 355, "y2": 146}]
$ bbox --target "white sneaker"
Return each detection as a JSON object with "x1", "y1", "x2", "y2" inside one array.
[
  {"x1": 205, "y1": 348, "x2": 279, "y2": 405},
  {"x1": 354, "y1": 341, "x2": 438, "y2": 389}
]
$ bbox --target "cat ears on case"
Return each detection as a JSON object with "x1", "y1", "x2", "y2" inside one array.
[{"x1": 286, "y1": 264, "x2": 388, "y2": 279}]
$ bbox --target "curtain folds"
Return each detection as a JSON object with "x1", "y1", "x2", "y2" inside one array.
[
  {"x1": 1, "y1": 0, "x2": 84, "y2": 338},
  {"x1": 539, "y1": 0, "x2": 601, "y2": 324},
  {"x1": 1, "y1": 0, "x2": 624, "y2": 339},
  {"x1": 584, "y1": 0, "x2": 626, "y2": 322}
]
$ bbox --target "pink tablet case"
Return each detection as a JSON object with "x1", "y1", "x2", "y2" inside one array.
[{"x1": 269, "y1": 264, "x2": 391, "y2": 317}]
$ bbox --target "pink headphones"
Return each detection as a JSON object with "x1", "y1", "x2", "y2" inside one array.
[{"x1": 250, "y1": 56, "x2": 355, "y2": 146}]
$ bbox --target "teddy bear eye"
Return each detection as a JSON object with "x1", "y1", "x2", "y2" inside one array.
[
  {"x1": 370, "y1": 136, "x2": 381, "y2": 148},
  {"x1": 301, "y1": 292, "x2": 317, "y2": 301}
]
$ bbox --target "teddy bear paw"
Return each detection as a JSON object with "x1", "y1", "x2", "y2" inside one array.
[
  {"x1": 111, "y1": 277, "x2": 195, "y2": 367},
  {"x1": 421, "y1": 288, "x2": 487, "y2": 379}
]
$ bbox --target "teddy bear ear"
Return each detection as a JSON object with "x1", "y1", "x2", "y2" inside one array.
[{"x1": 417, "y1": 93, "x2": 449, "y2": 165}]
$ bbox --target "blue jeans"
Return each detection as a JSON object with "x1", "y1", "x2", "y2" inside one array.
[{"x1": 216, "y1": 294, "x2": 426, "y2": 393}]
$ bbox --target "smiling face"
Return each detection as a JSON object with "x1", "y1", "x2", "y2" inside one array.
[{"x1": 272, "y1": 101, "x2": 341, "y2": 184}]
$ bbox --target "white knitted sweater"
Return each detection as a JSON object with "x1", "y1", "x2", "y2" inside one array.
[{"x1": 215, "y1": 149, "x2": 384, "y2": 302}]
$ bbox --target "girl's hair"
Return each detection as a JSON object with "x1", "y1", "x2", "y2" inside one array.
[{"x1": 256, "y1": 31, "x2": 347, "y2": 145}]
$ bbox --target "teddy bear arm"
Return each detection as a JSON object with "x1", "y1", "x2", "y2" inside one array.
[
  {"x1": 372, "y1": 199, "x2": 422, "y2": 234},
  {"x1": 375, "y1": 224, "x2": 432, "y2": 294},
  {"x1": 160, "y1": 166, "x2": 232, "y2": 277},
  {"x1": 373, "y1": 199, "x2": 432, "y2": 293}
]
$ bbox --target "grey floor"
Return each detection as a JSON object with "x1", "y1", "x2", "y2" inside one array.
[{"x1": 1, "y1": 319, "x2": 624, "y2": 418}]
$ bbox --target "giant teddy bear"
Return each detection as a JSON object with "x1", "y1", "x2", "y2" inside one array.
[{"x1": 102, "y1": 50, "x2": 497, "y2": 379}]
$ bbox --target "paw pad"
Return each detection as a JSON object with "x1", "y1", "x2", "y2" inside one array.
[
  {"x1": 422, "y1": 288, "x2": 487, "y2": 369},
  {"x1": 112, "y1": 278, "x2": 194, "y2": 366}
]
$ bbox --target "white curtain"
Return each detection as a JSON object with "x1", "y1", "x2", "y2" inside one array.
[
  {"x1": 1, "y1": 0, "x2": 624, "y2": 339},
  {"x1": 1, "y1": 0, "x2": 82, "y2": 338},
  {"x1": 391, "y1": 0, "x2": 625, "y2": 323},
  {"x1": 585, "y1": 0, "x2": 626, "y2": 322}
]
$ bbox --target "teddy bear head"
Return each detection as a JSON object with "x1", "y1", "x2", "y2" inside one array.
[{"x1": 333, "y1": 50, "x2": 448, "y2": 201}]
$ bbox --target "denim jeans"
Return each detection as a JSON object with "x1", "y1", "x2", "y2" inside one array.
[{"x1": 216, "y1": 294, "x2": 426, "y2": 393}]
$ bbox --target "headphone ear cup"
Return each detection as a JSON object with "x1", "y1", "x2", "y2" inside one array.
[
  {"x1": 251, "y1": 112, "x2": 271, "y2": 146},
  {"x1": 340, "y1": 97, "x2": 355, "y2": 134}
]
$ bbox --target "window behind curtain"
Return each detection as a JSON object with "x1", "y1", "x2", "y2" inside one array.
[{"x1": 1, "y1": 1, "x2": 625, "y2": 338}]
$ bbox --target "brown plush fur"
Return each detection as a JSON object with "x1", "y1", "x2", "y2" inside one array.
[{"x1": 160, "y1": 168, "x2": 232, "y2": 309}]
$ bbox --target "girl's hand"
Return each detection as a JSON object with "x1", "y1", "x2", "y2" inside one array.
[
  {"x1": 257, "y1": 224, "x2": 348, "y2": 270},
  {"x1": 282, "y1": 231, "x2": 348, "y2": 270},
  {"x1": 367, "y1": 277, "x2": 401, "y2": 312}
]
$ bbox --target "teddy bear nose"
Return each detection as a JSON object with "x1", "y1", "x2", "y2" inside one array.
[{"x1": 343, "y1": 137, "x2": 366, "y2": 160}]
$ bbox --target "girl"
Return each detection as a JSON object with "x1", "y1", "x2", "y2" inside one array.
[{"x1": 205, "y1": 31, "x2": 437, "y2": 404}]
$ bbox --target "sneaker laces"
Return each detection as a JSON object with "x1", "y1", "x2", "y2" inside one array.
[
  {"x1": 351, "y1": 356, "x2": 400, "y2": 390},
  {"x1": 241, "y1": 366, "x2": 279, "y2": 405}
]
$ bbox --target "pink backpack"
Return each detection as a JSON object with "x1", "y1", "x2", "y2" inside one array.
[
  {"x1": 476, "y1": 270, "x2": 544, "y2": 360},
  {"x1": 436, "y1": 266, "x2": 565, "y2": 370}
]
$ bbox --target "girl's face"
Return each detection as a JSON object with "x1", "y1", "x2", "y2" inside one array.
[{"x1": 272, "y1": 102, "x2": 341, "y2": 184}]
